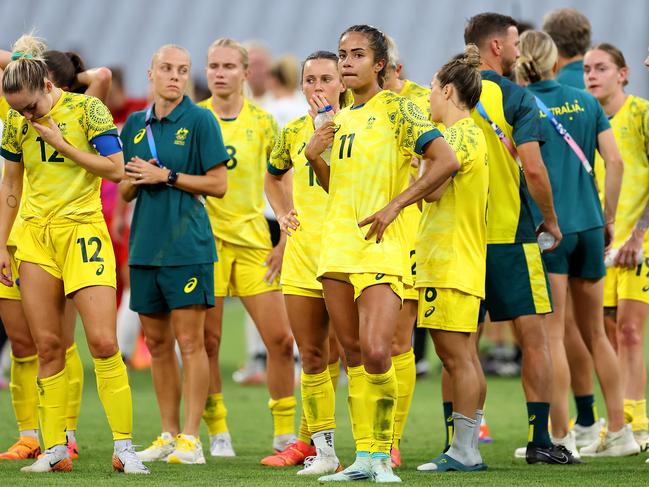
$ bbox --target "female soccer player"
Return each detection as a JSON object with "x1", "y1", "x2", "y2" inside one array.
[
  {"x1": 516, "y1": 31, "x2": 636, "y2": 458},
  {"x1": 413, "y1": 44, "x2": 488, "y2": 473},
  {"x1": 0, "y1": 48, "x2": 112, "y2": 462},
  {"x1": 198, "y1": 38, "x2": 296, "y2": 460},
  {"x1": 0, "y1": 34, "x2": 147, "y2": 474},
  {"x1": 265, "y1": 50, "x2": 347, "y2": 475},
  {"x1": 307, "y1": 25, "x2": 459, "y2": 482},
  {"x1": 585, "y1": 43, "x2": 649, "y2": 452},
  {"x1": 121, "y1": 44, "x2": 228, "y2": 466}
]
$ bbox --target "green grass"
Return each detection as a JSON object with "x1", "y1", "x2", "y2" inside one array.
[{"x1": 0, "y1": 299, "x2": 647, "y2": 485}]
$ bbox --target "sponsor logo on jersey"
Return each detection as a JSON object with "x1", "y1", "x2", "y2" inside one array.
[
  {"x1": 134, "y1": 128, "x2": 146, "y2": 144},
  {"x1": 184, "y1": 277, "x2": 198, "y2": 293},
  {"x1": 174, "y1": 128, "x2": 189, "y2": 145}
]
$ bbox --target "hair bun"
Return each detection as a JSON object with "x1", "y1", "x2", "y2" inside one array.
[
  {"x1": 11, "y1": 33, "x2": 47, "y2": 61},
  {"x1": 462, "y1": 44, "x2": 481, "y2": 68}
]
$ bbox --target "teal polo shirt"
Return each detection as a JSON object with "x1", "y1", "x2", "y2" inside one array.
[
  {"x1": 556, "y1": 60, "x2": 585, "y2": 89},
  {"x1": 527, "y1": 80, "x2": 610, "y2": 233},
  {"x1": 120, "y1": 96, "x2": 229, "y2": 266}
]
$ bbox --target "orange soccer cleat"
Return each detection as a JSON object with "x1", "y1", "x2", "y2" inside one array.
[
  {"x1": 260, "y1": 439, "x2": 315, "y2": 467},
  {"x1": 0, "y1": 437, "x2": 41, "y2": 460}
]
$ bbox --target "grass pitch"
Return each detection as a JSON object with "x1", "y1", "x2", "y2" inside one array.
[{"x1": 0, "y1": 299, "x2": 647, "y2": 485}]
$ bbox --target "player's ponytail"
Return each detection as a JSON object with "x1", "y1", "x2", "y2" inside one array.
[
  {"x1": 515, "y1": 31, "x2": 558, "y2": 84},
  {"x1": 436, "y1": 44, "x2": 483, "y2": 110},
  {"x1": 44, "y1": 50, "x2": 86, "y2": 90},
  {"x1": 2, "y1": 33, "x2": 49, "y2": 94}
]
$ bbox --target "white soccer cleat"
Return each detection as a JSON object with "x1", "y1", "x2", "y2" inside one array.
[
  {"x1": 633, "y1": 429, "x2": 649, "y2": 452},
  {"x1": 514, "y1": 446, "x2": 526, "y2": 459},
  {"x1": 572, "y1": 418, "x2": 605, "y2": 448},
  {"x1": 113, "y1": 445, "x2": 150, "y2": 474},
  {"x1": 20, "y1": 445, "x2": 72, "y2": 473},
  {"x1": 209, "y1": 432, "x2": 235, "y2": 457},
  {"x1": 297, "y1": 454, "x2": 341, "y2": 475},
  {"x1": 166, "y1": 434, "x2": 206, "y2": 465},
  {"x1": 318, "y1": 455, "x2": 372, "y2": 482},
  {"x1": 551, "y1": 430, "x2": 580, "y2": 459},
  {"x1": 371, "y1": 456, "x2": 402, "y2": 483},
  {"x1": 580, "y1": 424, "x2": 640, "y2": 457},
  {"x1": 136, "y1": 432, "x2": 176, "y2": 462}
]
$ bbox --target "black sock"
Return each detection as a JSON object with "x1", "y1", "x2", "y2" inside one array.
[
  {"x1": 443, "y1": 401, "x2": 453, "y2": 452},
  {"x1": 527, "y1": 402, "x2": 552, "y2": 448},
  {"x1": 574, "y1": 395, "x2": 596, "y2": 427}
]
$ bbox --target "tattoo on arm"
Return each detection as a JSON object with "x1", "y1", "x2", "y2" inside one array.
[
  {"x1": 635, "y1": 200, "x2": 649, "y2": 233},
  {"x1": 6, "y1": 195, "x2": 17, "y2": 209}
]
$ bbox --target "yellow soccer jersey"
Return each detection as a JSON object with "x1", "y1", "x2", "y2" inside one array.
[
  {"x1": 1, "y1": 91, "x2": 117, "y2": 222},
  {"x1": 0, "y1": 97, "x2": 9, "y2": 121},
  {"x1": 268, "y1": 115, "x2": 328, "y2": 289},
  {"x1": 399, "y1": 79, "x2": 430, "y2": 117},
  {"x1": 416, "y1": 118, "x2": 489, "y2": 297},
  {"x1": 317, "y1": 90, "x2": 442, "y2": 281},
  {"x1": 594, "y1": 95, "x2": 649, "y2": 250},
  {"x1": 199, "y1": 97, "x2": 278, "y2": 249}
]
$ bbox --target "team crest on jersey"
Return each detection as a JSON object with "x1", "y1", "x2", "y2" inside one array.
[
  {"x1": 174, "y1": 128, "x2": 189, "y2": 145},
  {"x1": 366, "y1": 116, "x2": 376, "y2": 129},
  {"x1": 134, "y1": 128, "x2": 146, "y2": 144},
  {"x1": 246, "y1": 128, "x2": 254, "y2": 141}
]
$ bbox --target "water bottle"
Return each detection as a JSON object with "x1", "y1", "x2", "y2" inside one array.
[
  {"x1": 604, "y1": 248, "x2": 644, "y2": 267},
  {"x1": 314, "y1": 105, "x2": 334, "y2": 166},
  {"x1": 537, "y1": 231, "x2": 555, "y2": 251}
]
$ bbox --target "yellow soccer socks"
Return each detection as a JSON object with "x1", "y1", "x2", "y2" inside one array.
[
  {"x1": 365, "y1": 364, "x2": 398, "y2": 456},
  {"x1": 347, "y1": 365, "x2": 372, "y2": 453},
  {"x1": 10, "y1": 353, "x2": 39, "y2": 435},
  {"x1": 203, "y1": 392, "x2": 229, "y2": 435},
  {"x1": 37, "y1": 368, "x2": 69, "y2": 449},
  {"x1": 392, "y1": 349, "x2": 415, "y2": 450},
  {"x1": 302, "y1": 369, "x2": 336, "y2": 433},
  {"x1": 268, "y1": 395, "x2": 296, "y2": 450},
  {"x1": 328, "y1": 361, "x2": 340, "y2": 390},
  {"x1": 625, "y1": 399, "x2": 649, "y2": 431},
  {"x1": 65, "y1": 343, "x2": 84, "y2": 433},
  {"x1": 94, "y1": 352, "x2": 132, "y2": 440}
]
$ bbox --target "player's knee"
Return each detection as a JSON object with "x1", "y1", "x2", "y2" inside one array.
[
  {"x1": 618, "y1": 319, "x2": 643, "y2": 347},
  {"x1": 36, "y1": 336, "x2": 64, "y2": 366},
  {"x1": 176, "y1": 333, "x2": 206, "y2": 356},
  {"x1": 268, "y1": 333, "x2": 294, "y2": 360},
  {"x1": 144, "y1": 332, "x2": 175, "y2": 357},
  {"x1": 10, "y1": 334, "x2": 37, "y2": 357},
  {"x1": 204, "y1": 331, "x2": 222, "y2": 357},
  {"x1": 300, "y1": 344, "x2": 326, "y2": 373},
  {"x1": 362, "y1": 345, "x2": 391, "y2": 371},
  {"x1": 89, "y1": 337, "x2": 119, "y2": 359}
]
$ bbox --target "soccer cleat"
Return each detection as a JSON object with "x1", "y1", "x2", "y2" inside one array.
[
  {"x1": 572, "y1": 418, "x2": 605, "y2": 448},
  {"x1": 514, "y1": 446, "x2": 526, "y2": 459},
  {"x1": 113, "y1": 445, "x2": 150, "y2": 474},
  {"x1": 136, "y1": 432, "x2": 176, "y2": 462},
  {"x1": 166, "y1": 434, "x2": 206, "y2": 464},
  {"x1": 260, "y1": 439, "x2": 314, "y2": 466},
  {"x1": 0, "y1": 436, "x2": 41, "y2": 460},
  {"x1": 232, "y1": 361, "x2": 266, "y2": 385},
  {"x1": 580, "y1": 425, "x2": 641, "y2": 457},
  {"x1": 417, "y1": 453, "x2": 487, "y2": 472},
  {"x1": 209, "y1": 432, "x2": 235, "y2": 457},
  {"x1": 318, "y1": 455, "x2": 372, "y2": 482},
  {"x1": 297, "y1": 454, "x2": 341, "y2": 475},
  {"x1": 67, "y1": 439, "x2": 79, "y2": 460},
  {"x1": 526, "y1": 444, "x2": 582, "y2": 464},
  {"x1": 479, "y1": 421, "x2": 493, "y2": 443},
  {"x1": 551, "y1": 430, "x2": 580, "y2": 459},
  {"x1": 390, "y1": 447, "x2": 401, "y2": 468},
  {"x1": 371, "y1": 455, "x2": 402, "y2": 483},
  {"x1": 633, "y1": 429, "x2": 649, "y2": 452},
  {"x1": 20, "y1": 445, "x2": 72, "y2": 473}
]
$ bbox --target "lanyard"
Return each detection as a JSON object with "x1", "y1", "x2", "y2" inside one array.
[
  {"x1": 476, "y1": 101, "x2": 521, "y2": 168},
  {"x1": 533, "y1": 96, "x2": 594, "y2": 177},
  {"x1": 145, "y1": 105, "x2": 165, "y2": 168}
]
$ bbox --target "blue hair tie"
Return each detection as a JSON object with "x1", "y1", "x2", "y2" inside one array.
[{"x1": 10, "y1": 51, "x2": 33, "y2": 61}]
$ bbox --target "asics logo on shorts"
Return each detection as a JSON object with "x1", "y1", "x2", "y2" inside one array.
[
  {"x1": 424, "y1": 307, "x2": 435, "y2": 318},
  {"x1": 96, "y1": 264, "x2": 104, "y2": 276},
  {"x1": 642, "y1": 286, "x2": 649, "y2": 292},
  {"x1": 529, "y1": 415, "x2": 536, "y2": 422},
  {"x1": 184, "y1": 277, "x2": 198, "y2": 293},
  {"x1": 375, "y1": 273, "x2": 385, "y2": 280}
]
